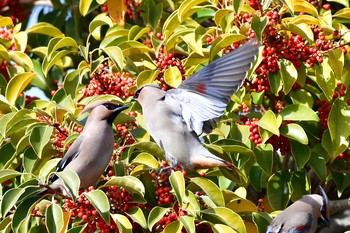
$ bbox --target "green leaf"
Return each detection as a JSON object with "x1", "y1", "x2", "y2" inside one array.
[
  {"x1": 163, "y1": 221, "x2": 183, "y2": 233},
  {"x1": 42, "y1": 50, "x2": 71, "y2": 76},
  {"x1": 279, "y1": 59, "x2": 297, "y2": 94},
  {"x1": 103, "y1": 46, "x2": 124, "y2": 72},
  {"x1": 294, "y1": 0, "x2": 319, "y2": 16},
  {"x1": 0, "y1": 169, "x2": 21, "y2": 183},
  {"x1": 251, "y1": 15, "x2": 268, "y2": 42},
  {"x1": 178, "y1": 0, "x2": 208, "y2": 22},
  {"x1": 214, "y1": 9, "x2": 232, "y2": 28},
  {"x1": 79, "y1": 0, "x2": 93, "y2": 16},
  {"x1": 291, "y1": 140, "x2": 311, "y2": 170},
  {"x1": 126, "y1": 206, "x2": 147, "y2": 229},
  {"x1": 0, "y1": 188, "x2": 25, "y2": 218},
  {"x1": 268, "y1": 70, "x2": 283, "y2": 96},
  {"x1": 45, "y1": 203, "x2": 64, "y2": 233},
  {"x1": 254, "y1": 144, "x2": 273, "y2": 176},
  {"x1": 327, "y1": 48, "x2": 344, "y2": 80},
  {"x1": 256, "y1": 110, "x2": 280, "y2": 136},
  {"x1": 331, "y1": 171, "x2": 350, "y2": 194},
  {"x1": 26, "y1": 22, "x2": 64, "y2": 37},
  {"x1": 85, "y1": 190, "x2": 110, "y2": 225},
  {"x1": 5, "y1": 72, "x2": 35, "y2": 106},
  {"x1": 328, "y1": 98, "x2": 350, "y2": 151},
  {"x1": 290, "y1": 170, "x2": 310, "y2": 202},
  {"x1": 280, "y1": 123, "x2": 308, "y2": 145},
  {"x1": 128, "y1": 25, "x2": 150, "y2": 41},
  {"x1": 0, "y1": 16, "x2": 13, "y2": 27},
  {"x1": 148, "y1": 206, "x2": 170, "y2": 231},
  {"x1": 280, "y1": 0, "x2": 294, "y2": 14},
  {"x1": 333, "y1": 8, "x2": 350, "y2": 19},
  {"x1": 9, "y1": 51, "x2": 34, "y2": 72},
  {"x1": 309, "y1": 144, "x2": 328, "y2": 180},
  {"x1": 179, "y1": 216, "x2": 196, "y2": 233},
  {"x1": 29, "y1": 125, "x2": 53, "y2": 159},
  {"x1": 118, "y1": 41, "x2": 153, "y2": 57},
  {"x1": 89, "y1": 14, "x2": 114, "y2": 40},
  {"x1": 164, "y1": 66, "x2": 183, "y2": 88},
  {"x1": 136, "y1": 70, "x2": 160, "y2": 88},
  {"x1": 202, "y1": 207, "x2": 246, "y2": 233},
  {"x1": 169, "y1": 171, "x2": 186, "y2": 207},
  {"x1": 282, "y1": 23, "x2": 314, "y2": 43},
  {"x1": 191, "y1": 177, "x2": 225, "y2": 207},
  {"x1": 315, "y1": 58, "x2": 336, "y2": 101},
  {"x1": 212, "y1": 224, "x2": 237, "y2": 233},
  {"x1": 162, "y1": 10, "x2": 181, "y2": 38},
  {"x1": 55, "y1": 170, "x2": 80, "y2": 201},
  {"x1": 289, "y1": 89, "x2": 313, "y2": 108},
  {"x1": 131, "y1": 152, "x2": 160, "y2": 169},
  {"x1": 111, "y1": 214, "x2": 132, "y2": 233},
  {"x1": 148, "y1": 2, "x2": 163, "y2": 29},
  {"x1": 47, "y1": 37, "x2": 78, "y2": 60},
  {"x1": 252, "y1": 212, "x2": 272, "y2": 233},
  {"x1": 101, "y1": 176, "x2": 145, "y2": 197},
  {"x1": 267, "y1": 170, "x2": 291, "y2": 210},
  {"x1": 14, "y1": 31, "x2": 28, "y2": 53},
  {"x1": 181, "y1": 32, "x2": 203, "y2": 56},
  {"x1": 130, "y1": 141, "x2": 165, "y2": 160},
  {"x1": 63, "y1": 70, "x2": 80, "y2": 99},
  {"x1": 0, "y1": 44, "x2": 10, "y2": 62},
  {"x1": 12, "y1": 197, "x2": 40, "y2": 233},
  {"x1": 279, "y1": 104, "x2": 319, "y2": 121},
  {"x1": 209, "y1": 34, "x2": 246, "y2": 61}
]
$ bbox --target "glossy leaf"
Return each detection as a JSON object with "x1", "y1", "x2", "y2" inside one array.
[
  {"x1": 267, "y1": 171, "x2": 291, "y2": 210},
  {"x1": 328, "y1": 98, "x2": 350, "y2": 153},
  {"x1": 333, "y1": 8, "x2": 350, "y2": 19},
  {"x1": 164, "y1": 66, "x2": 183, "y2": 88},
  {"x1": 169, "y1": 171, "x2": 186, "y2": 207},
  {"x1": 5, "y1": 72, "x2": 35, "y2": 106},
  {"x1": 45, "y1": 203, "x2": 64, "y2": 233},
  {"x1": 315, "y1": 60, "x2": 336, "y2": 101},
  {"x1": 0, "y1": 169, "x2": 21, "y2": 183},
  {"x1": 126, "y1": 206, "x2": 147, "y2": 229},
  {"x1": 256, "y1": 110, "x2": 280, "y2": 136},
  {"x1": 26, "y1": 22, "x2": 64, "y2": 37},
  {"x1": 111, "y1": 214, "x2": 132, "y2": 233},
  {"x1": 279, "y1": 104, "x2": 319, "y2": 121},
  {"x1": 254, "y1": 144, "x2": 273, "y2": 176},
  {"x1": 85, "y1": 190, "x2": 110, "y2": 225},
  {"x1": 79, "y1": 0, "x2": 94, "y2": 16},
  {"x1": 0, "y1": 188, "x2": 25, "y2": 218},
  {"x1": 103, "y1": 46, "x2": 124, "y2": 72},
  {"x1": 163, "y1": 220, "x2": 182, "y2": 233},
  {"x1": 280, "y1": 123, "x2": 308, "y2": 145},
  {"x1": 55, "y1": 170, "x2": 80, "y2": 201},
  {"x1": 282, "y1": 23, "x2": 314, "y2": 43},
  {"x1": 279, "y1": 59, "x2": 297, "y2": 94},
  {"x1": 191, "y1": 177, "x2": 225, "y2": 207},
  {"x1": 291, "y1": 140, "x2": 311, "y2": 170},
  {"x1": 251, "y1": 15, "x2": 268, "y2": 42},
  {"x1": 202, "y1": 207, "x2": 246, "y2": 233},
  {"x1": 29, "y1": 125, "x2": 53, "y2": 159},
  {"x1": 101, "y1": 176, "x2": 145, "y2": 196},
  {"x1": 148, "y1": 206, "x2": 170, "y2": 231}
]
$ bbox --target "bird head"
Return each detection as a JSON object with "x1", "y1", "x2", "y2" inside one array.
[
  {"x1": 81, "y1": 100, "x2": 128, "y2": 125},
  {"x1": 318, "y1": 186, "x2": 330, "y2": 226},
  {"x1": 132, "y1": 84, "x2": 164, "y2": 105}
]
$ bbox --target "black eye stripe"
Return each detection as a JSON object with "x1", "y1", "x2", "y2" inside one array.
[{"x1": 103, "y1": 103, "x2": 118, "y2": 110}]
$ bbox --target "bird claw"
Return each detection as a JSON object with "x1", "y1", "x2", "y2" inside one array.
[{"x1": 156, "y1": 166, "x2": 174, "y2": 175}]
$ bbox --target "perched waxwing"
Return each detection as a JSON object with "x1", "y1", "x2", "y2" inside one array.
[
  {"x1": 46, "y1": 100, "x2": 128, "y2": 197},
  {"x1": 133, "y1": 39, "x2": 259, "y2": 170},
  {"x1": 267, "y1": 187, "x2": 329, "y2": 233}
]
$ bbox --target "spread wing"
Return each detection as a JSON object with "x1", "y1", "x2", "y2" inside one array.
[{"x1": 165, "y1": 39, "x2": 259, "y2": 135}]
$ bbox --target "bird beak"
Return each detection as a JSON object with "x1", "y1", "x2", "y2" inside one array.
[{"x1": 319, "y1": 186, "x2": 330, "y2": 227}]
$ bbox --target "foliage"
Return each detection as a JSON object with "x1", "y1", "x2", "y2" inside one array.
[{"x1": 0, "y1": 0, "x2": 350, "y2": 232}]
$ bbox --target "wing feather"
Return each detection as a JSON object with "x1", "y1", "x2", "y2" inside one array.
[{"x1": 165, "y1": 39, "x2": 259, "y2": 135}]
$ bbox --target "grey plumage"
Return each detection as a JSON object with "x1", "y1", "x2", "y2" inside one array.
[
  {"x1": 48, "y1": 100, "x2": 128, "y2": 196},
  {"x1": 267, "y1": 188, "x2": 329, "y2": 233},
  {"x1": 134, "y1": 39, "x2": 259, "y2": 170}
]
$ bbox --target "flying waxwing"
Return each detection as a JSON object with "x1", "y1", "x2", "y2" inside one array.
[
  {"x1": 133, "y1": 39, "x2": 259, "y2": 170},
  {"x1": 267, "y1": 187, "x2": 329, "y2": 233},
  {"x1": 47, "y1": 100, "x2": 128, "y2": 197}
]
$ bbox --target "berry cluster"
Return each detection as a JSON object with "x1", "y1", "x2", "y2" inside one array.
[
  {"x1": 267, "y1": 134, "x2": 291, "y2": 155},
  {"x1": 115, "y1": 111, "x2": 137, "y2": 145},
  {"x1": 154, "y1": 47, "x2": 186, "y2": 91},
  {"x1": 239, "y1": 116, "x2": 262, "y2": 145},
  {"x1": 151, "y1": 169, "x2": 175, "y2": 206},
  {"x1": 124, "y1": 0, "x2": 141, "y2": 20},
  {"x1": 0, "y1": 0, "x2": 30, "y2": 22},
  {"x1": 25, "y1": 95, "x2": 39, "y2": 106},
  {"x1": 317, "y1": 100, "x2": 331, "y2": 132},
  {"x1": 62, "y1": 187, "x2": 118, "y2": 233},
  {"x1": 81, "y1": 63, "x2": 135, "y2": 99},
  {"x1": 257, "y1": 198, "x2": 265, "y2": 212}
]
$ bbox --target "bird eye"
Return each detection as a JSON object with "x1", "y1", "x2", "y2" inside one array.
[{"x1": 103, "y1": 103, "x2": 117, "y2": 110}]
